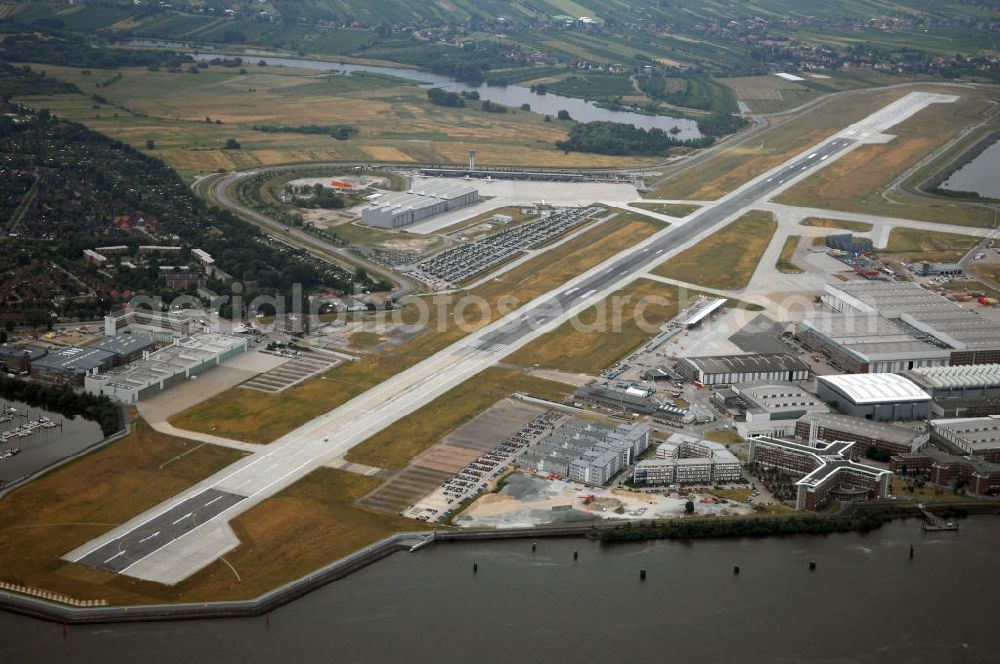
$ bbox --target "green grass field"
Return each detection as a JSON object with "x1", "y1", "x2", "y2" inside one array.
[
  {"x1": 880, "y1": 227, "x2": 981, "y2": 263},
  {"x1": 505, "y1": 278, "x2": 680, "y2": 373},
  {"x1": 652, "y1": 210, "x2": 777, "y2": 290},
  {"x1": 630, "y1": 202, "x2": 701, "y2": 217}
]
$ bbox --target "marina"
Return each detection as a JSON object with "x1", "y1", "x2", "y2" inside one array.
[{"x1": 0, "y1": 401, "x2": 102, "y2": 487}]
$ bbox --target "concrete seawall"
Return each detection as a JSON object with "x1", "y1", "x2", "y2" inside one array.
[{"x1": 4, "y1": 503, "x2": 998, "y2": 624}]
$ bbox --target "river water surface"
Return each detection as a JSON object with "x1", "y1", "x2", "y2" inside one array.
[
  {"x1": 2, "y1": 516, "x2": 998, "y2": 663},
  {"x1": 941, "y1": 140, "x2": 1000, "y2": 199},
  {"x1": 126, "y1": 39, "x2": 700, "y2": 138}
]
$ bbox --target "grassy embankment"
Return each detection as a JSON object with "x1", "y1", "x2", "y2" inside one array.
[
  {"x1": 19, "y1": 62, "x2": 659, "y2": 180},
  {"x1": 800, "y1": 217, "x2": 874, "y2": 233},
  {"x1": 169, "y1": 214, "x2": 662, "y2": 444},
  {"x1": 651, "y1": 210, "x2": 777, "y2": 290},
  {"x1": 776, "y1": 235, "x2": 804, "y2": 273}
]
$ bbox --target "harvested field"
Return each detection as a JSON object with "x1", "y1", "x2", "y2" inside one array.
[{"x1": 19, "y1": 63, "x2": 658, "y2": 178}]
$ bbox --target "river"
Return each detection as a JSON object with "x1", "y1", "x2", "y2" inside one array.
[
  {"x1": 126, "y1": 39, "x2": 701, "y2": 138},
  {"x1": 0, "y1": 400, "x2": 104, "y2": 486},
  {"x1": 2, "y1": 516, "x2": 998, "y2": 663},
  {"x1": 940, "y1": 139, "x2": 1000, "y2": 199}
]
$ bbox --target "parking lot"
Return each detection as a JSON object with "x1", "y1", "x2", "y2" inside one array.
[
  {"x1": 402, "y1": 408, "x2": 564, "y2": 522},
  {"x1": 407, "y1": 206, "x2": 602, "y2": 286},
  {"x1": 357, "y1": 399, "x2": 548, "y2": 517},
  {"x1": 239, "y1": 352, "x2": 342, "y2": 393}
]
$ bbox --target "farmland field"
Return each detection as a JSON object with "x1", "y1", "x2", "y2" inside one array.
[{"x1": 15, "y1": 62, "x2": 659, "y2": 180}]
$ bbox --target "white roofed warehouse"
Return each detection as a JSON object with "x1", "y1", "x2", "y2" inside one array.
[
  {"x1": 360, "y1": 181, "x2": 479, "y2": 229},
  {"x1": 815, "y1": 373, "x2": 932, "y2": 421}
]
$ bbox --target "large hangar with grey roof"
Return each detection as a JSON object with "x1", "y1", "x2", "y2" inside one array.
[
  {"x1": 361, "y1": 180, "x2": 479, "y2": 229},
  {"x1": 676, "y1": 353, "x2": 811, "y2": 385}
]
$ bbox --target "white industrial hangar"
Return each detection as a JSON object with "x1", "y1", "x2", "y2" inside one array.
[
  {"x1": 815, "y1": 373, "x2": 932, "y2": 422},
  {"x1": 361, "y1": 180, "x2": 479, "y2": 229}
]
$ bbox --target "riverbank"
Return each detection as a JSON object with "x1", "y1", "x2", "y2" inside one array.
[{"x1": 4, "y1": 501, "x2": 997, "y2": 625}]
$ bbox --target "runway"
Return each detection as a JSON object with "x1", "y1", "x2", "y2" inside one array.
[
  {"x1": 65, "y1": 92, "x2": 958, "y2": 583},
  {"x1": 76, "y1": 489, "x2": 245, "y2": 574}
]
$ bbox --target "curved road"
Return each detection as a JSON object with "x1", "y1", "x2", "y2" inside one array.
[{"x1": 201, "y1": 168, "x2": 416, "y2": 295}]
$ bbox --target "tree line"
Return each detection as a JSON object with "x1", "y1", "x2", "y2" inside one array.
[{"x1": 0, "y1": 375, "x2": 122, "y2": 436}]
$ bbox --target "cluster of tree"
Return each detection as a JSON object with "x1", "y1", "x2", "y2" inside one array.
[
  {"x1": 0, "y1": 62, "x2": 81, "y2": 97},
  {"x1": 0, "y1": 33, "x2": 194, "y2": 71},
  {"x1": 637, "y1": 73, "x2": 737, "y2": 115},
  {"x1": 206, "y1": 57, "x2": 245, "y2": 68},
  {"x1": 555, "y1": 120, "x2": 709, "y2": 156},
  {"x1": 301, "y1": 183, "x2": 345, "y2": 209},
  {"x1": 0, "y1": 375, "x2": 122, "y2": 436},
  {"x1": 599, "y1": 510, "x2": 894, "y2": 542},
  {"x1": 865, "y1": 445, "x2": 893, "y2": 463},
  {"x1": 251, "y1": 124, "x2": 356, "y2": 140},
  {"x1": 480, "y1": 100, "x2": 507, "y2": 114},
  {"x1": 426, "y1": 87, "x2": 465, "y2": 107},
  {"x1": 696, "y1": 112, "x2": 748, "y2": 138}
]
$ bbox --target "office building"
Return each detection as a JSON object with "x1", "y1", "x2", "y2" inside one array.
[
  {"x1": 748, "y1": 436, "x2": 889, "y2": 510},
  {"x1": 633, "y1": 433, "x2": 741, "y2": 486},
  {"x1": 516, "y1": 419, "x2": 651, "y2": 486},
  {"x1": 30, "y1": 347, "x2": 116, "y2": 386},
  {"x1": 89, "y1": 334, "x2": 155, "y2": 367},
  {"x1": 795, "y1": 412, "x2": 927, "y2": 455}
]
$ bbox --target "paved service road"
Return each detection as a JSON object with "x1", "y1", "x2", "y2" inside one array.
[
  {"x1": 76, "y1": 489, "x2": 246, "y2": 573},
  {"x1": 67, "y1": 92, "x2": 958, "y2": 583}
]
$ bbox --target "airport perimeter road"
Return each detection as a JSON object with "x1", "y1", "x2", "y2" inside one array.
[
  {"x1": 205, "y1": 171, "x2": 412, "y2": 294},
  {"x1": 66, "y1": 92, "x2": 958, "y2": 584}
]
